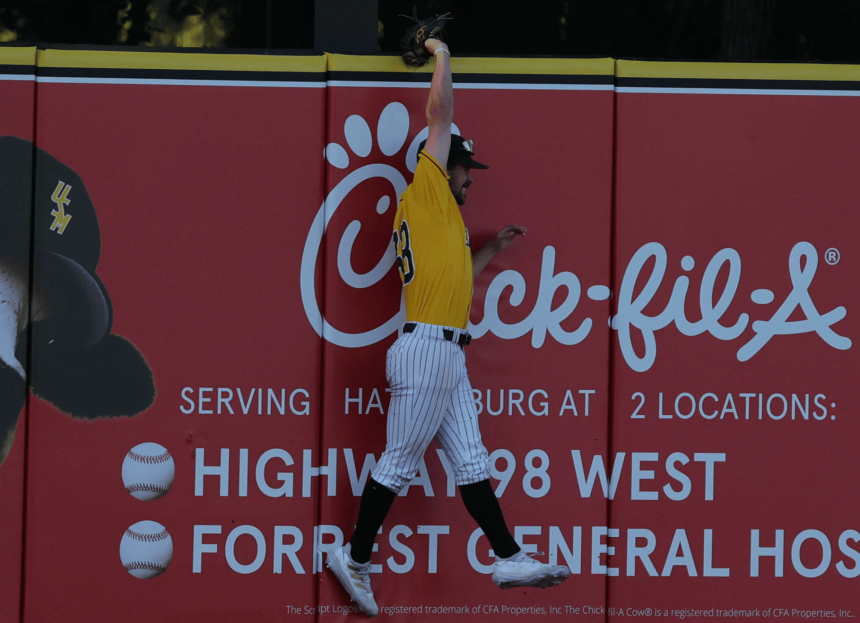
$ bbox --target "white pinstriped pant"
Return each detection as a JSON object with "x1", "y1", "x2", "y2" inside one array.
[{"x1": 372, "y1": 322, "x2": 491, "y2": 494}]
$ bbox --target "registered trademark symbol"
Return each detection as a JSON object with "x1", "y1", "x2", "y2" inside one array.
[{"x1": 825, "y1": 248, "x2": 840, "y2": 265}]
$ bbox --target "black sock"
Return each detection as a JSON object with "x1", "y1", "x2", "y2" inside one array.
[
  {"x1": 459, "y1": 479, "x2": 520, "y2": 559},
  {"x1": 348, "y1": 478, "x2": 397, "y2": 564}
]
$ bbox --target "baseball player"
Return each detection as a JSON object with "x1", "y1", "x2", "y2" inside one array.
[{"x1": 326, "y1": 38, "x2": 571, "y2": 617}]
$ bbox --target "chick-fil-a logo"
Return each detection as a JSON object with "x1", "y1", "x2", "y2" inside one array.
[
  {"x1": 613, "y1": 242, "x2": 851, "y2": 372},
  {"x1": 301, "y1": 104, "x2": 851, "y2": 372}
]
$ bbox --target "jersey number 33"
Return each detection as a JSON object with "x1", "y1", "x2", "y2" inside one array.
[{"x1": 392, "y1": 220, "x2": 415, "y2": 285}]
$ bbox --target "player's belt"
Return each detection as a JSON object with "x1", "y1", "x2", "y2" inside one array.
[{"x1": 403, "y1": 322, "x2": 472, "y2": 347}]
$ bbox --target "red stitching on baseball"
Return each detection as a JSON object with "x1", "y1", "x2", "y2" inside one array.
[
  {"x1": 126, "y1": 528, "x2": 170, "y2": 542},
  {"x1": 127, "y1": 449, "x2": 172, "y2": 464},
  {"x1": 126, "y1": 483, "x2": 169, "y2": 494},
  {"x1": 124, "y1": 561, "x2": 168, "y2": 571}
]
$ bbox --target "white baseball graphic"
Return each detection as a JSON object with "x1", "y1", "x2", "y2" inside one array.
[
  {"x1": 122, "y1": 442, "x2": 175, "y2": 501},
  {"x1": 119, "y1": 520, "x2": 173, "y2": 579}
]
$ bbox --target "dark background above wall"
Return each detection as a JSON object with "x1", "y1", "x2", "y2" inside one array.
[{"x1": 2, "y1": 0, "x2": 860, "y2": 61}]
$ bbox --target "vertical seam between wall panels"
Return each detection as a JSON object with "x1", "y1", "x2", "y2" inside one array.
[
  {"x1": 313, "y1": 54, "x2": 333, "y2": 623},
  {"x1": 19, "y1": 49, "x2": 40, "y2": 623},
  {"x1": 604, "y1": 59, "x2": 619, "y2": 623}
]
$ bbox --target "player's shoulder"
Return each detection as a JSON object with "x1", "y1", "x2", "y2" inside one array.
[
  {"x1": 400, "y1": 150, "x2": 453, "y2": 224},
  {"x1": 416, "y1": 150, "x2": 450, "y2": 181}
]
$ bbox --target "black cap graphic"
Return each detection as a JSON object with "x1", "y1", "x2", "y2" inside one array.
[{"x1": 0, "y1": 136, "x2": 111, "y2": 348}]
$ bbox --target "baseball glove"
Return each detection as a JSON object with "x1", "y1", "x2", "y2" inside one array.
[{"x1": 400, "y1": 13, "x2": 451, "y2": 67}]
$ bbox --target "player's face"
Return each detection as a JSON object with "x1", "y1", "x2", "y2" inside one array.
[{"x1": 448, "y1": 164, "x2": 474, "y2": 206}]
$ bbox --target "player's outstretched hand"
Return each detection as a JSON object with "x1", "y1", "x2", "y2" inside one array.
[
  {"x1": 424, "y1": 38, "x2": 449, "y2": 56},
  {"x1": 490, "y1": 225, "x2": 527, "y2": 253},
  {"x1": 472, "y1": 225, "x2": 527, "y2": 278}
]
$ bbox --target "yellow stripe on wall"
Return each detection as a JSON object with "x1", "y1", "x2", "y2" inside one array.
[
  {"x1": 617, "y1": 59, "x2": 860, "y2": 82},
  {"x1": 37, "y1": 49, "x2": 326, "y2": 73},
  {"x1": 0, "y1": 47, "x2": 37, "y2": 66},
  {"x1": 25, "y1": 49, "x2": 860, "y2": 83},
  {"x1": 328, "y1": 53, "x2": 615, "y2": 76}
]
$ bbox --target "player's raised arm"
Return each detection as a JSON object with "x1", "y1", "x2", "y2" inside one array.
[{"x1": 422, "y1": 38, "x2": 453, "y2": 169}]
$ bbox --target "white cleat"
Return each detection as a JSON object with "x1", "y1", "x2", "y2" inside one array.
[
  {"x1": 492, "y1": 551, "x2": 571, "y2": 590},
  {"x1": 326, "y1": 544, "x2": 379, "y2": 617}
]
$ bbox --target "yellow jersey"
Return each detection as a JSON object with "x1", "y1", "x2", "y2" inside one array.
[{"x1": 392, "y1": 150, "x2": 473, "y2": 329}]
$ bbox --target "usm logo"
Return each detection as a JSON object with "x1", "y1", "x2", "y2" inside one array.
[{"x1": 50, "y1": 181, "x2": 72, "y2": 235}]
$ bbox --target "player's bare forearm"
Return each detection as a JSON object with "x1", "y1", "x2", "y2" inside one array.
[
  {"x1": 472, "y1": 225, "x2": 528, "y2": 278},
  {"x1": 425, "y1": 39, "x2": 452, "y2": 124},
  {"x1": 472, "y1": 245, "x2": 497, "y2": 278},
  {"x1": 423, "y1": 39, "x2": 453, "y2": 168}
]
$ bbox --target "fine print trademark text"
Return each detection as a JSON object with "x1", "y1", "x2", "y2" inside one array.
[{"x1": 283, "y1": 603, "x2": 857, "y2": 618}]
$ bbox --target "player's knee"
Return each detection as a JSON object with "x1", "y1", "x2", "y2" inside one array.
[
  {"x1": 372, "y1": 465, "x2": 416, "y2": 494},
  {"x1": 453, "y1": 461, "x2": 490, "y2": 486}
]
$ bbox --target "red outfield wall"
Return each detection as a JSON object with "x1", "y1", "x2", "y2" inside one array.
[
  {"x1": 0, "y1": 47, "x2": 856, "y2": 623},
  {"x1": 0, "y1": 46, "x2": 35, "y2": 623},
  {"x1": 609, "y1": 60, "x2": 859, "y2": 619}
]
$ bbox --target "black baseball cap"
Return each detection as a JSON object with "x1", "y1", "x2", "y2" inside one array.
[
  {"x1": 418, "y1": 134, "x2": 489, "y2": 169},
  {"x1": 0, "y1": 136, "x2": 111, "y2": 348}
]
